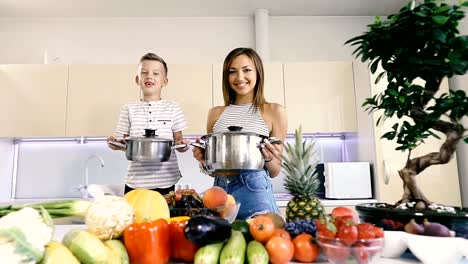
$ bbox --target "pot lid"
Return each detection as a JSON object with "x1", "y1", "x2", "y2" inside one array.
[
  {"x1": 202, "y1": 126, "x2": 266, "y2": 139},
  {"x1": 127, "y1": 129, "x2": 173, "y2": 142}
]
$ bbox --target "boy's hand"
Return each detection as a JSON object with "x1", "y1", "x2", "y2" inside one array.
[
  {"x1": 175, "y1": 138, "x2": 191, "y2": 153},
  {"x1": 192, "y1": 137, "x2": 206, "y2": 165},
  {"x1": 107, "y1": 135, "x2": 127, "y2": 151}
]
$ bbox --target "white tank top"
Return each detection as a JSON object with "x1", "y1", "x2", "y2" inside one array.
[{"x1": 212, "y1": 104, "x2": 270, "y2": 137}]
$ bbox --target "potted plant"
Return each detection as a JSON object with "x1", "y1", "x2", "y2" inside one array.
[{"x1": 346, "y1": 0, "x2": 468, "y2": 237}]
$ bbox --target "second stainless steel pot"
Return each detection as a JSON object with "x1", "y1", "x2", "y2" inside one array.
[
  {"x1": 194, "y1": 126, "x2": 281, "y2": 173},
  {"x1": 110, "y1": 129, "x2": 187, "y2": 162}
]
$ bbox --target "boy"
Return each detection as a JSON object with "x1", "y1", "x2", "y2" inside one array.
[{"x1": 107, "y1": 53, "x2": 190, "y2": 195}]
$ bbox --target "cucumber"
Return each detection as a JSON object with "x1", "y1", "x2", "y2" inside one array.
[
  {"x1": 104, "y1": 240, "x2": 129, "y2": 264},
  {"x1": 247, "y1": 240, "x2": 269, "y2": 264},
  {"x1": 194, "y1": 242, "x2": 224, "y2": 264},
  {"x1": 62, "y1": 229, "x2": 112, "y2": 264},
  {"x1": 219, "y1": 230, "x2": 246, "y2": 264}
]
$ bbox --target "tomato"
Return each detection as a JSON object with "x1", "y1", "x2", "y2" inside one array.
[
  {"x1": 265, "y1": 236, "x2": 294, "y2": 264},
  {"x1": 326, "y1": 241, "x2": 351, "y2": 262},
  {"x1": 249, "y1": 215, "x2": 275, "y2": 243},
  {"x1": 353, "y1": 242, "x2": 370, "y2": 264},
  {"x1": 356, "y1": 223, "x2": 376, "y2": 240},
  {"x1": 334, "y1": 215, "x2": 356, "y2": 231},
  {"x1": 337, "y1": 224, "x2": 358, "y2": 246},
  {"x1": 373, "y1": 226, "x2": 385, "y2": 238},
  {"x1": 331, "y1": 206, "x2": 360, "y2": 224},
  {"x1": 272, "y1": 228, "x2": 291, "y2": 240},
  {"x1": 292, "y1": 233, "x2": 319, "y2": 263}
]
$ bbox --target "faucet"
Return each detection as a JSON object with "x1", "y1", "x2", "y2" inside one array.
[{"x1": 78, "y1": 154, "x2": 105, "y2": 198}]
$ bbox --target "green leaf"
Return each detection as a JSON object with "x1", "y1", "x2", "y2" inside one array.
[
  {"x1": 387, "y1": 89, "x2": 399, "y2": 97},
  {"x1": 375, "y1": 71, "x2": 385, "y2": 84},
  {"x1": 464, "y1": 137, "x2": 468, "y2": 144},
  {"x1": 462, "y1": 1, "x2": 468, "y2": 7},
  {"x1": 370, "y1": 59, "x2": 380, "y2": 74},
  {"x1": 432, "y1": 15, "x2": 450, "y2": 25},
  {"x1": 427, "y1": 130, "x2": 441, "y2": 140}
]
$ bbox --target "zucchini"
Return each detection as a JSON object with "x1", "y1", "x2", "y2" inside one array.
[
  {"x1": 104, "y1": 240, "x2": 129, "y2": 264},
  {"x1": 41, "y1": 241, "x2": 80, "y2": 264},
  {"x1": 62, "y1": 229, "x2": 112, "y2": 264},
  {"x1": 194, "y1": 242, "x2": 224, "y2": 264},
  {"x1": 246, "y1": 240, "x2": 269, "y2": 264},
  {"x1": 219, "y1": 230, "x2": 246, "y2": 264}
]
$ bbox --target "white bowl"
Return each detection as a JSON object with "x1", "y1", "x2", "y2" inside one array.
[
  {"x1": 381, "y1": 231, "x2": 408, "y2": 258},
  {"x1": 405, "y1": 233, "x2": 465, "y2": 264}
]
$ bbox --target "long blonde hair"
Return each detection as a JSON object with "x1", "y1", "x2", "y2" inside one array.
[{"x1": 222, "y1": 47, "x2": 266, "y2": 107}]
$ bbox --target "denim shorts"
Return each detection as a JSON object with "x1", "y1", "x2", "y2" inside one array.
[{"x1": 214, "y1": 169, "x2": 280, "y2": 220}]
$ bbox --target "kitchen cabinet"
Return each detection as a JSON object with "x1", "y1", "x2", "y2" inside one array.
[
  {"x1": 371, "y1": 73, "x2": 462, "y2": 206},
  {"x1": 163, "y1": 64, "x2": 212, "y2": 134},
  {"x1": 66, "y1": 64, "x2": 140, "y2": 136},
  {"x1": 212, "y1": 63, "x2": 285, "y2": 107},
  {"x1": 0, "y1": 65, "x2": 68, "y2": 137},
  {"x1": 283, "y1": 62, "x2": 357, "y2": 133}
]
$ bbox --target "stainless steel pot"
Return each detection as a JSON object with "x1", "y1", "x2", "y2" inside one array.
[
  {"x1": 193, "y1": 126, "x2": 281, "y2": 173},
  {"x1": 110, "y1": 129, "x2": 187, "y2": 162}
]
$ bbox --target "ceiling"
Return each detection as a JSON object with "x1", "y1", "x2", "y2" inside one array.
[{"x1": 0, "y1": 0, "x2": 410, "y2": 18}]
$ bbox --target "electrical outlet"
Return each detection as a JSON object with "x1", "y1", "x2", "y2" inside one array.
[{"x1": 175, "y1": 182, "x2": 192, "y2": 190}]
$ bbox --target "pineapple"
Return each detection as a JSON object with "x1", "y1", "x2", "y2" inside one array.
[{"x1": 283, "y1": 126, "x2": 325, "y2": 222}]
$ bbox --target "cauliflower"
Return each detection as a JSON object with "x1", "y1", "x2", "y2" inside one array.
[
  {"x1": 85, "y1": 195, "x2": 134, "y2": 240},
  {"x1": 0, "y1": 207, "x2": 54, "y2": 264}
]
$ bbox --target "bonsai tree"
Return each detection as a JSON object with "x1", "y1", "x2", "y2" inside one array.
[{"x1": 346, "y1": 0, "x2": 468, "y2": 210}]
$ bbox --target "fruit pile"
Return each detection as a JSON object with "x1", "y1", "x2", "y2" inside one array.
[{"x1": 164, "y1": 188, "x2": 219, "y2": 217}]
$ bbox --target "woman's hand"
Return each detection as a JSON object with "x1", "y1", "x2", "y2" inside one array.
[
  {"x1": 107, "y1": 135, "x2": 127, "y2": 151},
  {"x1": 261, "y1": 138, "x2": 282, "y2": 162},
  {"x1": 192, "y1": 137, "x2": 206, "y2": 165},
  {"x1": 175, "y1": 138, "x2": 191, "y2": 153},
  {"x1": 261, "y1": 138, "x2": 283, "y2": 177}
]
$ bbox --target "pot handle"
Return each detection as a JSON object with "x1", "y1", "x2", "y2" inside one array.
[
  {"x1": 108, "y1": 140, "x2": 127, "y2": 149},
  {"x1": 171, "y1": 143, "x2": 188, "y2": 150},
  {"x1": 190, "y1": 142, "x2": 206, "y2": 149},
  {"x1": 258, "y1": 137, "x2": 283, "y2": 148}
]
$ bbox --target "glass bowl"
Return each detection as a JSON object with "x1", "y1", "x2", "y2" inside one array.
[
  {"x1": 316, "y1": 233, "x2": 384, "y2": 264},
  {"x1": 218, "y1": 203, "x2": 241, "y2": 224}
]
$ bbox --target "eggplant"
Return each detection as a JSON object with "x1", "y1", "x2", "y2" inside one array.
[{"x1": 184, "y1": 215, "x2": 232, "y2": 244}]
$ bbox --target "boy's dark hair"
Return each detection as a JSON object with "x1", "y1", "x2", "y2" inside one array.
[{"x1": 139, "y1": 53, "x2": 168, "y2": 74}]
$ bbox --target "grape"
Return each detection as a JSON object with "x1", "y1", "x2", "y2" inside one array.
[{"x1": 284, "y1": 219, "x2": 317, "y2": 238}]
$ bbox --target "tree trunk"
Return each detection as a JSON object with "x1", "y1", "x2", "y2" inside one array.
[{"x1": 395, "y1": 128, "x2": 464, "y2": 210}]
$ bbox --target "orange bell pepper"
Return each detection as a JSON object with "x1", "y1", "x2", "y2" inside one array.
[
  {"x1": 123, "y1": 218, "x2": 170, "y2": 264},
  {"x1": 168, "y1": 217, "x2": 199, "y2": 262}
]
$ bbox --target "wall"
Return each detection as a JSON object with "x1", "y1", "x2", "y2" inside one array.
[{"x1": 0, "y1": 139, "x2": 14, "y2": 201}]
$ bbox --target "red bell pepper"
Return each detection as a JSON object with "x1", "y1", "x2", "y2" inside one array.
[
  {"x1": 123, "y1": 218, "x2": 170, "y2": 264},
  {"x1": 168, "y1": 217, "x2": 199, "y2": 262}
]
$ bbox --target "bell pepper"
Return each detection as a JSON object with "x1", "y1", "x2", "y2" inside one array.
[
  {"x1": 168, "y1": 216, "x2": 199, "y2": 262},
  {"x1": 123, "y1": 218, "x2": 170, "y2": 264}
]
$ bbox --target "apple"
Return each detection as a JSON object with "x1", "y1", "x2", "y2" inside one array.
[{"x1": 331, "y1": 206, "x2": 360, "y2": 224}]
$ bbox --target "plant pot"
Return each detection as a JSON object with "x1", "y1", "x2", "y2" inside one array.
[{"x1": 355, "y1": 203, "x2": 468, "y2": 239}]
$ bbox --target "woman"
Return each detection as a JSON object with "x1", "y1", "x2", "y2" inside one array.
[{"x1": 193, "y1": 47, "x2": 287, "y2": 219}]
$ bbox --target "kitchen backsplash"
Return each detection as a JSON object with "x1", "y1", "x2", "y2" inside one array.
[{"x1": 0, "y1": 134, "x2": 357, "y2": 201}]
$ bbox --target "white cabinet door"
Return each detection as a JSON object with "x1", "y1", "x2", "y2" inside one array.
[
  {"x1": 163, "y1": 64, "x2": 212, "y2": 135},
  {"x1": 66, "y1": 64, "x2": 140, "y2": 137},
  {"x1": 212, "y1": 63, "x2": 285, "y2": 107},
  {"x1": 0, "y1": 65, "x2": 68, "y2": 137},
  {"x1": 283, "y1": 62, "x2": 357, "y2": 133},
  {"x1": 371, "y1": 72, "x2": 461, "y2": 206}
]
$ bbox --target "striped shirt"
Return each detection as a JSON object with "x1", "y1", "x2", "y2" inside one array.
[
  {"x1": 213, "y1": 104, "x2": 270, "y2": 136},
  {"x1": 116, "y1": 100, "x2": 188, "y2": 189}
]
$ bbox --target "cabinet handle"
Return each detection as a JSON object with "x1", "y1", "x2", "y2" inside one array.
[{"x1": 383, "y1": 160, "x2": 390, "y2": 185}]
